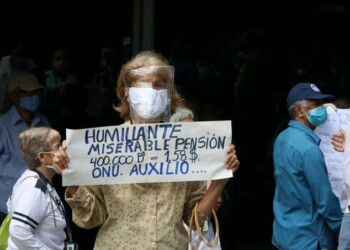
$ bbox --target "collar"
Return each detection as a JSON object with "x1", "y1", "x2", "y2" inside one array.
[
  {"x1": 8, "y1": 105, "x2": 23, "y2": 125},
  {"x1": 8, "y1": 105, "x2": 40, "y2": 126},
  {"x1": 30, "y1": 168, "x2": 51, "y2": 187},
  {"x1": 288, "y1": 120, "x2": 320, "y2": 145}
]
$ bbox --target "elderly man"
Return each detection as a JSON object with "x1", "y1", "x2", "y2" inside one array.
[
  {"x1": 272, "y1": 83, "x2": 343, "y2": 250},
  {"x1": 0, "y1": 72, "x2": 50, "y2": 224}
]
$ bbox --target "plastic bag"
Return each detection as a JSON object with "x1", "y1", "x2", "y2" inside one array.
[
  {"x1": 188, "y1": 203, "x2": 221, "y2": 250},
  {"x1": 0, "y1": 213, "x2": 11, "y2": 250}
]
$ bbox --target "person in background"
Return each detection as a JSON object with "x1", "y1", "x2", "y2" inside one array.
[
  {"x1": 7, "y1": 127, "x2": 68, "y2": 249},
  {"x1": 121, "y1": 36, "x2": 132, "y2": 63},
  {"x1": 0, "y1": 73, "x2": 50, "y2": 225},
  {"x1": 85, "y1": 42, "x2": 123, "y2": 126},
  {"x1": 272, "y1": 82, "x2": 343, "y2": 250},
  {"x1": 42, "y1": 47, "x2": 78, "y2": 121},
  {"x1": 0, "y1": 41, "x2": 39, "y2": 114},
  {"x1": 53, "y1": 51, "x2": 239, "y2": 249},
  {"x1": 170, "y1": 106, "x2": 196, "y2": 123},
  {"x1": 44, "y1": 47, "x2": 77, "y2": 88}
]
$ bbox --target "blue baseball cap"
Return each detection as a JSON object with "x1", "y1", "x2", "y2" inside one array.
[{"x1": 286, "y1": 83, "x2": 335, "y2": 107}]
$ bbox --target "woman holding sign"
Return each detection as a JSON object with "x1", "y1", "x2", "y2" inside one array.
[{"x1": 54, "y1": 51, "x2": 239, "y2": 249}]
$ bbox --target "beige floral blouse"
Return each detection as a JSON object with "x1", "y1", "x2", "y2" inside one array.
[{"x1": 65, "y1": 181, "x2": 207, "y2": 249}]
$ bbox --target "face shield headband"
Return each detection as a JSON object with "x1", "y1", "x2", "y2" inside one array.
[{"x1": 123, "y1": 66, "x2": 174, "y2": 123}]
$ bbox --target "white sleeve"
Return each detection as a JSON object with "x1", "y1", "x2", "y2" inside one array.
[{"x1": 9, "y1": 180, "x2": 47, "y2": 249}]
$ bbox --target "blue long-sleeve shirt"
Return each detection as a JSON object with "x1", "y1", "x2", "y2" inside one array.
[
  {"x1": 272, "y1": 120, "x2": 343, "y2": 250},
  {"x1": 0, "y1": 105, "x2": 50, "y2": 214}
]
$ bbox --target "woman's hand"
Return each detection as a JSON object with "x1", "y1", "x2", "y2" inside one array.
[
  {"x1": 331, "y1": 128, "x2": 346, "y2": 152},
  {"x1": 53, "y1": 140, "x2": 78, "y2": 195},
  {"x1": 225, "y1": 144, "x2": 240, "y2": 174},
  {"x1": 53, "y1": 140, "x2": 69, "y2": 175}
]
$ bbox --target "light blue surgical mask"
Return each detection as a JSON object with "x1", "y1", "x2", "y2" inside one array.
[
  {"x1": 306, "y1": 106, "x2": 328, "y2": 127},
  {"x1": 19, "y1": 94, "x2": 41, "y2": 111}
]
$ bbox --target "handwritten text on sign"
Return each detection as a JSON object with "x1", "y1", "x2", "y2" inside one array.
[
  {"x1": 315, "y1": 108, "x2": 350, "y2": 212},
  {"x1": 62, "y1": 121, "x2": 232, "y2": 186}
]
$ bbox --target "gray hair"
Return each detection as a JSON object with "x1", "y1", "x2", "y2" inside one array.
[
  {"x1": 18, "y1": 127, "x2": 60, "y2": 169},
  {"x1": 288, "y1": 100, "x2": 309, "y2": 119},
  {"x1": 170, "y1": 107, "x2": 194, "y2": 122}
]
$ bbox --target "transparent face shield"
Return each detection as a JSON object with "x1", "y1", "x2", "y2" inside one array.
[{"x1": 124, "y1": 66, "x2": 174, "y2": 123}]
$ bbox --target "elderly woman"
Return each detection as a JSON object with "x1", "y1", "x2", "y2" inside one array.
[
  {"x1": 55, "y1": 51, "x2": 239, "y2": 249},
  {"x1": 7, "y1": 127, "x2": 68, "y2": 250}
]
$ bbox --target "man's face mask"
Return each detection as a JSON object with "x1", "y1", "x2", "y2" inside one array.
[
  {"x1": 129, "y1": 87, "x2": 168, "y2": 119},
  {"x1": 304, "y1": 105, "x2": 328, "y2": 127},
  {"x1": 19, "y1": 94, "x2": 41, "y2": 111}
]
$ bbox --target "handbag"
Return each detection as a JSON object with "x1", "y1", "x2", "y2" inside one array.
[
  {"x1": 188, "y1": 202, "x2": 221, "y2": 250},
  {"x1": 0, "y1": 213, "x2": 11, "y2": 250}
]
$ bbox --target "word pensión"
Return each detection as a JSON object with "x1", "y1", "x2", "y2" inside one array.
[{"x1": 85, "y1": 123, "x2": 182, "y2": 144}]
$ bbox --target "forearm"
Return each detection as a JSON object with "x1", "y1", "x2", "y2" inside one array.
[
  {"x1": 66, "y1": 186, "x2": 78, "y2": 196},
  {"x1": 197, "y1": 179, "x2": 227, "y2": 217},
  {"x1": 65, "y1": 186, "x2": 106, "y2": 229}
]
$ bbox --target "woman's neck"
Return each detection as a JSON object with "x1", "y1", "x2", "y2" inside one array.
[{"x1": 36, "y1": 166, "x2": 55, "y2": 183}]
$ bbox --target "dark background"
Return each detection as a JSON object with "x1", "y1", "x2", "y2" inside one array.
[{"x1": 2, "y1": 0, "x2": 349, "y2": 81}]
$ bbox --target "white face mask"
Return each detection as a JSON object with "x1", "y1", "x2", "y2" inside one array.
[
  {"x1": 39, "y1": 152, "x2": 59, "y2": 174},
  {"x1": 45, "y1": 164, "x2": 60, "y2": 174},
  {"x1": 129, "y1": 87, "x2": 168, "y2": 119}
]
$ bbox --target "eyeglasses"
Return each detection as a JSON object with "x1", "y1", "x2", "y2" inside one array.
[{"x1": 43, "y1": 143, "x2": 61, "y2": 153}]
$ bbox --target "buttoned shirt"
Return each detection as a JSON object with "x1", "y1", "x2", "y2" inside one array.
[
  {"x1": 0, "y1": 105, "x2": 50, "y2": 214},
  {"x1": 66, "y1": 181, "x2": 207, "y2": 250},
  {"x1": 272, "y1": 120, "x2": 343, "y2": 250}
]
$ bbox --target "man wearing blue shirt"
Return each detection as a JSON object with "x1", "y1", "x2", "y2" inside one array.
[
  {"x1": 0, "y1": 73, "x2": 50, "y2": 224},
  {"x1": 272, "y1": 83, "x2": 343, "y2": 250}
]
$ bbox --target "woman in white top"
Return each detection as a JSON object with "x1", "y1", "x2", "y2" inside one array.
[{"x1": 7, "y1": 127, "x2": 67, "y2": 250}]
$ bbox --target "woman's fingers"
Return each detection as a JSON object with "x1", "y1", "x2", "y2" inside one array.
[
  {"x1": 331, "y1": 133, "x2": 345, "y2": 152},
  {"x1": 54, "y1": 140, "x2": 69, "y2": 172},
  {"x1": 225, "y1": 144, "x2": 240, "y2": 172}
]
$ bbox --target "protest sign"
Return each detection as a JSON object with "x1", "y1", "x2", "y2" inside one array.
[
  {"x1": 62, "y1": 121, "x2": 232, "y2": 186},
  {"x1": 315, "y1": 108, "x2": 350, "y2": 211}
]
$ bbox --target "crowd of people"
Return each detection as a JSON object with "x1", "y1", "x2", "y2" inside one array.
[
  {"x1": 0, "y1": 49, "x2": 240, "y2": 249},
  {"x1": 1, "y1": 26, "x2": 350, "y2": 249}
]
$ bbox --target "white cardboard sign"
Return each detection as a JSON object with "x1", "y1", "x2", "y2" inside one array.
[
  {"x1": 62, "y1": 121, "x2": 232, "y2": 186},
  {"x1": 315, "y1": 108, "x2": 350, "y2": 211}
]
